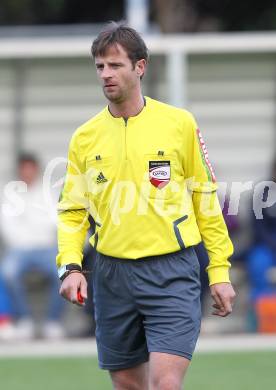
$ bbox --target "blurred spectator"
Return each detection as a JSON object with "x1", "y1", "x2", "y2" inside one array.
[
  {"x1": 0, "y1": 274, "x2": 14, "y2": 340},
  {"x1": 0, "y1": 153, "x2": 65, "y2": 340},
  {"x1": 247, "y1": 160, "x2": 276, "y2": 301}
]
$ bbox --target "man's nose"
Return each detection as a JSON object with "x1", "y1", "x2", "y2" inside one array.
[{"x1": 101, "y1": 67, "x2": 112, "y2": 79}]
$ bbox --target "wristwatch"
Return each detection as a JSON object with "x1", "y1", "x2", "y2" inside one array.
[{"x1": 58, "y1": 263, "x2": 82, "y2": 281}]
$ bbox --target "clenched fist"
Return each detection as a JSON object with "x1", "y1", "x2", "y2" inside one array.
[
  {"x1": 59, "y1": 272, "x2": 87, "y2": 307},
  {"x1": 210, "y1": 282, "x2": 236, "y2": 317}
]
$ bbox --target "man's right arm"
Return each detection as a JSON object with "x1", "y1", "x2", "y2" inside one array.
[{"x1": 57, "y1": 133, "x2": 90, "y2": 303}]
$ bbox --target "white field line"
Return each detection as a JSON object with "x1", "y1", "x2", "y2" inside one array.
[
  {"x1": 196, "y1": 334, "x2": 276, "y2": 353},
  {"x1": 0, "y1": 334, "x2": 276, "y2": 358}
]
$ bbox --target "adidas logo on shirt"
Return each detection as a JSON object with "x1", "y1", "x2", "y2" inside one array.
[{"x1": 96, "y1": 172, "x2": 108, "y2": 184}]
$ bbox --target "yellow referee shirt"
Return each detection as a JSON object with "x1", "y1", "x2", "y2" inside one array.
[{"x1": 57, "y1": 97, "x2": 233, "y2": 285}]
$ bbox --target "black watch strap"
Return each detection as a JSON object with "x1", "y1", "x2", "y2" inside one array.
[{"x1": 58, "y1": 263, "x2": 82, "y2": 281}]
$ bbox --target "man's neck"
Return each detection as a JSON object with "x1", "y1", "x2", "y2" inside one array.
[{"x1": 108, "y1": 93, "x2": 145, "y2": 119}]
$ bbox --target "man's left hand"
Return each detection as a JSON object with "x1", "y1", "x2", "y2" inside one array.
[{"x1": 210, "y1": 282, "x2": 236, "y2": 317}]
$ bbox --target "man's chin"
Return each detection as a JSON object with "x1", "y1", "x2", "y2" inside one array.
[{"x1": 103, "y1": 91, "x2": 124, "y2": 103}]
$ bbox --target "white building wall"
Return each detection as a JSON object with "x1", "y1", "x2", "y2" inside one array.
[{"x1": 0, "y1": 34, "x2": 275, "y2": 210}]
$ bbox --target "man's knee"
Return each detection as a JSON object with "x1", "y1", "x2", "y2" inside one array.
[
  {"x1": 109, "y1": 362, "x2": 148, "y2": 390},
  {"x1": 111, "y1": 376, "x2": 143, "y2": 390},
  {"x1": 150, "y1": 374, "x2": 182, "y2": 390},
  {"x1": 110, "y1": 365, "x2": 148, "y2": 390}
]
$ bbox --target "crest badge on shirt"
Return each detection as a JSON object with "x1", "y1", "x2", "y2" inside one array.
[{"x1": 149, "y1": 161, "x2": 171, "y2": 189}]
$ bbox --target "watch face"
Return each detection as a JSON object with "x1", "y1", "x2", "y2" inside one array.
[{"x1": 58, "y1": 265, "x2": 67, "y2": 279}]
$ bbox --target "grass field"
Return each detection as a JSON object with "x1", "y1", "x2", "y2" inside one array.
[{"x1": 0, "y1": 351, "x2": 275, "y2": 389}]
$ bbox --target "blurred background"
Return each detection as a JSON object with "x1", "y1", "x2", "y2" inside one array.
[{"x1": 0, "y1": 1, "x2": 276, "y2": 389}]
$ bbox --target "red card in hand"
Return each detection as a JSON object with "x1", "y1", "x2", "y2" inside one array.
[{"x1": 77, "y1": 290, "x2": 84, "y2": 304}]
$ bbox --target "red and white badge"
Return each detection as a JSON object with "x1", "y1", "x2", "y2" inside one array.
[
  {"x1": 196, "y1": 128, "x2": 216, "y2": 183},
  {"x1": 149, "y1": 161, "x2": 171, "y2": 189}
]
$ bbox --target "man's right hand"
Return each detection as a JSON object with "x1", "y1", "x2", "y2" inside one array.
[{"x1": 59, "y1": 272, "x2": 87, "y2": 307}]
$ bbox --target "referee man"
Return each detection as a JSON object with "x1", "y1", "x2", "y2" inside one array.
[{"x1": 57, "y1": 22, "x2": 236, "y2": 390}]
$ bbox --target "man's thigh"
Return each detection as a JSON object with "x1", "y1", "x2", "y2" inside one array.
[
  {"x1": 133, "y1": 247, "x2": 201, "y2": 361},
  {"x1": 109, "y1": 353, "x2": 190, "y2": 390},
  {"x1": 149, "y1": 352, "x2": 190, "y2": 390}
]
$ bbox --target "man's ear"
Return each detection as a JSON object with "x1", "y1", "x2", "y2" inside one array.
[{"x1": 136, "y1": 59, "x2": 146, "y2": 78}]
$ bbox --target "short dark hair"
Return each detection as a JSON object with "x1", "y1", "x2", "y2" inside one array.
[
  {"x1": 17, "y1": 152, "x2": 39, "y2": 166},
  {"x1": 91, "y1": 21, "x2": 149, "y2": 69}
]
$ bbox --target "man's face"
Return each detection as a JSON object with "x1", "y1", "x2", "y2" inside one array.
[
  {"x1": 18, "y1": 161, "x2": 39, "y2": 185},
  {"x1": 95, "y1": 44, "x2": 145, "y2": 103}
]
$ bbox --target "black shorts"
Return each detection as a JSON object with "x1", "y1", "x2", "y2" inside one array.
[{"x1": 92, "y1": 247, "x2": 201, "y2": 370}]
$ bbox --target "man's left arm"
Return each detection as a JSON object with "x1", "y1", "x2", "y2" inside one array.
[
  {"x1": 193, "y1": 191, "x2": 236, "y2": 317},
  {"x1": 184, "y1": 112, "x2": 236, "y2": 317}
]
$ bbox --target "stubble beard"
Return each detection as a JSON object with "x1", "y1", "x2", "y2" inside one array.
[{"x1": 103, "y1": 87, "x2": 126, "y2": 104}]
